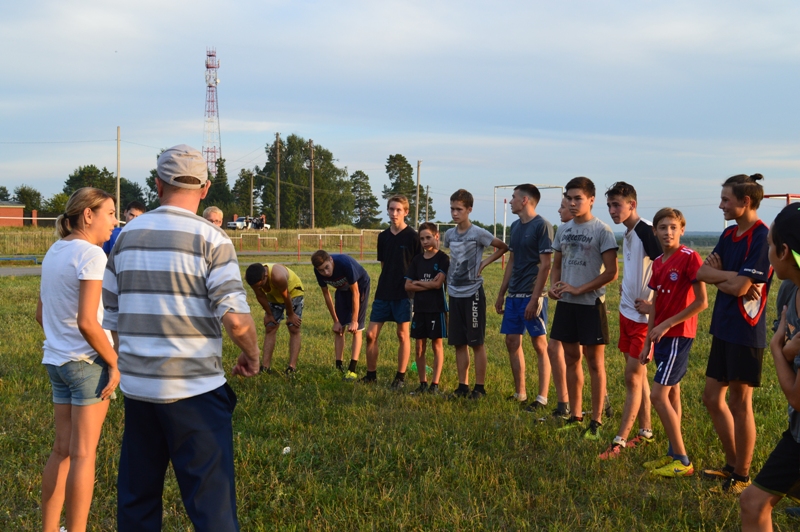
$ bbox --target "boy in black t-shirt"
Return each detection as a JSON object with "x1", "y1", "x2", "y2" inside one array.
[
  {"x1": 363, "y1": 195, "x2": 422, "y2": 387},
  {"x1": 405, "y1": 222, "x2": 450, "y2": 394}
]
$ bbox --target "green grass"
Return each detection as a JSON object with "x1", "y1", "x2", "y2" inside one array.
[{"x1": 0, "y1": 261, "x2": 795, "y2": 531}]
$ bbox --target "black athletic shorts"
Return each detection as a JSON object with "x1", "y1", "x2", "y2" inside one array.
[
  {"x1": 706, "y1": 336, "x2": 763, "y2": 387},
  {"x1": 550, "y1": 298, "x2": 609, "y2": 346},
  {"x1": 753, "y1": 430, "x2": 800, "y2": 503},
  {"x1": 411, "y1": 311, "x2": 448, "y2": 340},
  {"x1": 448, "y1": 287, "x2": 486, "y2": 347}
]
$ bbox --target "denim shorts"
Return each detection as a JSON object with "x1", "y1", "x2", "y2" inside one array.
[
  {"x1": 45, "y1": 358, "x2": 112, "y2": 406},
  {"x1": 267, "y1": 296, "x2": 305, "y2": 326}
]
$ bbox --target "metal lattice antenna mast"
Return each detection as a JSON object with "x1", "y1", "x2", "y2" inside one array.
[{"x1": 202, "y1": 48, "x2": 221, "y2": 177}]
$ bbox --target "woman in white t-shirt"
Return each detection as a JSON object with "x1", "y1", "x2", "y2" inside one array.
[{"x1": 36, "y1": 187, "x2": 119, "y2": 532}]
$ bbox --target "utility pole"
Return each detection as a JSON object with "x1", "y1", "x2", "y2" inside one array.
[
  {"x1": 309, "y1": 139, "x2": 315, "y2": 229},
  {"x1": 116, "y1": 126, "x2": 121, "y2": 222},
  {"x1": 202, "y1": 48, "x2": 221, "y2": 176},
  {"x1": 249, "y1": 171, "x2": 253, "y2": 218},
  {"x1": 415, "y1": 160, "x2": 421, "y2": 227},
  {"x1": 275, "y1": 133, "x2": 281, "y2": 229},
  {"x1": 425, "y1": 185, "x2": 430, "y2": 222}
]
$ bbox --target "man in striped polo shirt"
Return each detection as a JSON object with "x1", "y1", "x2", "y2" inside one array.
[{"x1": 103, "y1": 144, "x2": 261, "y2": 532}]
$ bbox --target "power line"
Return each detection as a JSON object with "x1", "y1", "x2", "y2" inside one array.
[
  {"x1": 0, "y1": 139, "x2": 114, "y2": 144},
  {"x1": 120, "y1": 140, "x2": 165, "y2": 150},
  {"x1": 260, "y1": 174, "x2": 345, "y2": 195},
  {"x1": 226, "y1": 145, "x2": 267, "y2": 165}
]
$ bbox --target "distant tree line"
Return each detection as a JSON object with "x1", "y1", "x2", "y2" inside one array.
[{"x1": 7, "y1": 134, "x2": 443, "y2": 229}]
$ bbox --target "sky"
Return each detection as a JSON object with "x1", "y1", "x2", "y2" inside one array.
[{"x1": 1, "y1": 1, "x2": 799, "y2": 231}]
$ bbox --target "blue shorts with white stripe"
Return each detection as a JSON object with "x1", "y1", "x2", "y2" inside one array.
[{"x1": 654, "y1": 336, "x2": 693, "y2": 386}]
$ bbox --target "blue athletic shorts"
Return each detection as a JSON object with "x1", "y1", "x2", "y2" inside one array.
[
  {"x1": 653, "y1": 336, "x2": 693, "y2": 386},
  {"x1": 500, "y1": 296, "x2": 548, "y2": 337},
  {"x1": 45, "y1": 358, "x2": 113, "y2": 406},
  {"x1": 370, "y1": 298, "x2": 412, "y2": 324}
]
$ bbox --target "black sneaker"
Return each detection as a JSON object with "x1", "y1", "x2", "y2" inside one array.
[
  {"x1": 284, "y1": 366, "x2": 295, "y2": 377},
  {"x1": 449, "y1": 387, "x2": 470, "y2": 399},
  {"x1": 524, "y1": 400, "x2": 547, "y2": 413},
  {"x1": 409, "y1": 382, "x2": 428, "y2": 395},
  {"x1": 582, "y1": 420, "x2": 602, "y2": 441},
  {"x1": 359, "y1": 375, "x2": 377, "y2": 385},
  {"x1": 469, "y1": 388, "x2": 486, "y2": 400},
  {"x1": 390, "y1": 378, "x2": 406, "y2": 390},
  {"x1": 538, "y1": 406, "x2": 570, "y2": 422},
  {"x1": 701, "y1": 466, "x2": 733, "y2": 482},
  {"x1": 555, "y1": 416, "x2": 584, "y2": 432},
  {"x1": 259, "y1": 365, "x2": 273, "y2": 375},
  {"x1": 427, "y1": 383, "x2": 442, "y2": 395}
]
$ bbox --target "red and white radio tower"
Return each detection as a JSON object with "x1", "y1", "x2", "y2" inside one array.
[{"x1": 202, "y1": 48, "x2": 221, "y2": 177}]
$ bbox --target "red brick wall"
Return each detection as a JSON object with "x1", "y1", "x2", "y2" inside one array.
[{"x1": 0, "y1": 206, "x2": 24, "y2": 227}]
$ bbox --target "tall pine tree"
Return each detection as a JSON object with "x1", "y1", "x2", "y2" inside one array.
[
  {"x1": 204, "y1": 158, "x2": 234, "y2": 207},
  {"x1": 350, "y1": 170, "x2": 380, "y2": 228},
  {"x1": 381, "y1": 154, "x2": 435, "y2": 223},
  {"x1": 232, "y1": 168, "x2": 258, "y2": 217}
]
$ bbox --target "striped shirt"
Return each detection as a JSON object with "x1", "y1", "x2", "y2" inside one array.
[{"x1": 102, "y1": 205, "x2": 250, "y2": 402}]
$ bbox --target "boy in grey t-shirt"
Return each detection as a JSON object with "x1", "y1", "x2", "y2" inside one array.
[
  {"x1": 443, "y1": 189, "x2": 508, "y2": 399},
  {"x1": 549, "y1": 177, "x2": 619, "y2": 440}
]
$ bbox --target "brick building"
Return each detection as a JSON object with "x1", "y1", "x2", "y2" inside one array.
[{"x1": 0, "y1": 201, "x2": 25, "y2": 227}]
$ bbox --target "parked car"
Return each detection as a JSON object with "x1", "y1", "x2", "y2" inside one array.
[
  {"x1": 227, "y1": 217, "x2": 250, "y2": 230},
  {"x1": 227, "y1": 216, "x2": 271, "y2": 230}
]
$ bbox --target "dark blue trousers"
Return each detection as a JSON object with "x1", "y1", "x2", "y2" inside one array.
[{"x1": 117, "y1": 383, "x2": 239, "y2": 532}]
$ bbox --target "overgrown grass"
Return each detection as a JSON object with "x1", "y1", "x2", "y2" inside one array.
[
  {"x1": 0, "y1": 227, "x2": 382, "y2": 256},
  {"x1": 0, "y1": 260, "x2": 794, "y2": 531}
]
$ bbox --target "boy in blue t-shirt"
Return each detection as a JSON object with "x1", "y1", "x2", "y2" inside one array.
[
  {"x1": 102, "y1": 201, "x2": 145, "y2": 255},
  {"x1": 495, "y1": 184, "x2": 554, "y2": 409},
  {"x1": 697, "y1": 174, "x2": 773, "y2": 494},
  {"x1": 311, "y1": 250, "x2": 371, "y2": 380}
]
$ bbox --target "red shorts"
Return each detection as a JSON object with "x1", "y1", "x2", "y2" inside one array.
[{"x1": 618, "y1": 314, "x2": 648, "y2": 359}]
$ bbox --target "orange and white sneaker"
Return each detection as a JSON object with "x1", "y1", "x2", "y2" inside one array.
[{"x1": 598, "y1": 442, "x2": 624, "y2": 460}]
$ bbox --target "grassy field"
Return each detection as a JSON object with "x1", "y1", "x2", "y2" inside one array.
[
  {"x1": 0, "y1": 259, "x2": 795, "y2": 531},
  {"x1": 0, "y1": 227, "x2": 382, "y2": 257}
]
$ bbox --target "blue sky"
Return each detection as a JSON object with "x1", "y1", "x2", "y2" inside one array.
[{"x1": 1, "y1": 1, "x2": 798, "y2": 230}]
